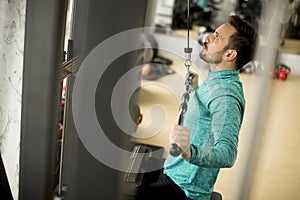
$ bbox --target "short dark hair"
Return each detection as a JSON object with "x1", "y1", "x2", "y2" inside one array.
[{"x1": 226, "y1": 15, "x2": 258, "y2": 70}]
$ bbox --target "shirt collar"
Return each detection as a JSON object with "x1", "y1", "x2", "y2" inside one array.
[{"x1": 207, "y1": 69, "x2": 239, "y2": 80}]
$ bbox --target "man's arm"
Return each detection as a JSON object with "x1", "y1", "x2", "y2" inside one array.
[{"x1": 188, "y1": 94, "x2": 243, "y2": 168}]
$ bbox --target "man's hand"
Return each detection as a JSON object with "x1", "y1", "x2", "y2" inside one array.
[
  {"x1": 170, "y1": 125, "x2": 191, "y2": 160},
  {"x1": 191, "y1": 72, "x2": 198, "y2": 88}
]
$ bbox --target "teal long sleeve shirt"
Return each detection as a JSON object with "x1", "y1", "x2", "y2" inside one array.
[{"x1": 163, "y1": 70, "x2": 245, "y2": 200}]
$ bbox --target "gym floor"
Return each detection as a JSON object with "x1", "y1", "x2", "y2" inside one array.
[{"x1": 131, "y1": 40, "x2": 300, "y2": 199}]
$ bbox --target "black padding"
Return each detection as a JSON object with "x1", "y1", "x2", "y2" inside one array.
[
  {"x1": 0, "y1": 154, "x2": 13, "y2": 200},
  {"x1": 210, "y1": 191, "x2": 222, "y2": 200}
]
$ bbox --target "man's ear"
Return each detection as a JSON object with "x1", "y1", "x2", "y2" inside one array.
[{"x1": 224, "y1": 50, "x2": 237, "y2": 61}]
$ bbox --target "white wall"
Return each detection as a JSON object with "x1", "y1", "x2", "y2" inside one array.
[
  {"x1": 278, "y1": 52, "x2": 300, "y2": 75},
  {"x1": 0, "y1": 0, "x2": 26, "y2": 199}
]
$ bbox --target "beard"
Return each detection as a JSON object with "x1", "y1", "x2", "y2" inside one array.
[{"x1": 199, "y1": 46, "x2": 227, "y2": 65}]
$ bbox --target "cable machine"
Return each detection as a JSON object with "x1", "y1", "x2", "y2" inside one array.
[{"x1": 170, "y1": 0, "x2": 194, "y2": 157}]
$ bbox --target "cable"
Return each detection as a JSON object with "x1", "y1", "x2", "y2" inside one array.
[
  {"x1": 187, "y1": 0, "x2": 190, "y2": 49},
  {"x1": 169, "y1": 0, "x2": 193, "y2": 157}
]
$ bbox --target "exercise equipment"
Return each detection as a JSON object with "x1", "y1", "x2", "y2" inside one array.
[
  {"x1": 59, "y1": 55, "x2": 82, "y2": 81},
  {"x1": 0, "y1": 154, "x2": 13, "y2": 200},
  {"x1": 172, "y1": 0, "x2": 223, "y2": 29},
  {"x1": 170, "y1": 0, "x2": 194, "y2": 157},
  {"x1": 123, "y1": 145, "x2": 152, "y2": 195},
  {"x1": 123, "y1": 145, "x2": 165, "y2": 197},
  {"x1": 168, "y1": 1, "x2": 223, "y2": 199},
  {"x1": 271, "y1": 63, "x2": 291, "y2": 80},
  {"x1": 141, "y1": 34, "x2": 175, "y2": 80},
  {"x1": 141, "y1": 63, "x2": 176, "y2": 80}
]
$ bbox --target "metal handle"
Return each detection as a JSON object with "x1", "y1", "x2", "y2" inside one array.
[
  {"x1": 170, "y1": 143, "x2": 182, "y2": 157},
  {"x1": 169, "y1": 91, "x2": 190, "y2": 156}
]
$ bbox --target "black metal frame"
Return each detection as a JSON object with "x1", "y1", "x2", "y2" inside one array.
[
  {"x1": 19, "y1": 0, "x2": 154, "y2": 199},
  {"x1": 0, "y1": 154, "x2": 13, "y2": 200},
  {"x1": 19, "y1": 0, "x2": 67, "y2": 199}
]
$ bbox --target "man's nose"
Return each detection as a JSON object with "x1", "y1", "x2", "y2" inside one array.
[{"x1": 204, "y1": 34, "x2": 212, "y2": 43}]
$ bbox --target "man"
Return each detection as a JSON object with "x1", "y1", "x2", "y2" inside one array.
[{"x1": 137, "y1": 15, "x2": 257, "y2": 200}]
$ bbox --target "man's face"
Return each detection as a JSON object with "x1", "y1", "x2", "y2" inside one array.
[{"x1": 199, "y1": 23, "x2": 237, "y2": 64}]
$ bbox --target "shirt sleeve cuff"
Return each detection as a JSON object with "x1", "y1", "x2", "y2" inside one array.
[
  {"x1": 189, "y1": 144, "x2": 198, "y2": 164},
  {"x1": 192, "y1": 85, "x2": 199, "y2": 92}
]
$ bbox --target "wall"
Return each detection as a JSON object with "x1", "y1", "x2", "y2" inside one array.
[
  {"x1": 0, "y1": 0, "x2": 26, "y2": 199},
  {"x1": 279, "y1": 52, "x2": 300, "y2": 75}
]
